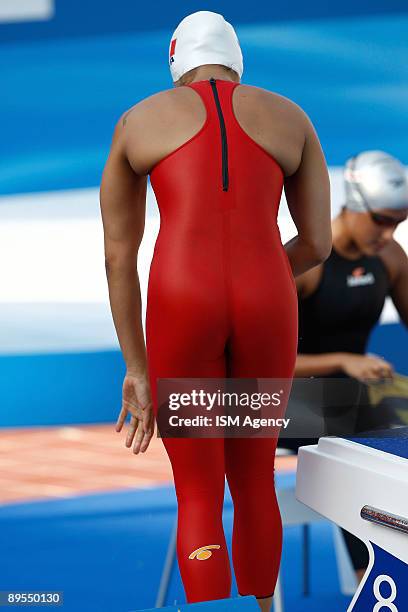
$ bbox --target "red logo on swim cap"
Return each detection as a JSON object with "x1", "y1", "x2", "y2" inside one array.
[{"x1": 170, "y1": 38, "x2": 177, "y2": 64}]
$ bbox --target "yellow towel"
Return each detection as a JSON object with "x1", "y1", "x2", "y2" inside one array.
[
  {"x1": 367, "y1": 372, "x2": 408, "y2": 406},
  {"x1": 366, "y1": 373, "x2": 408, "y2": 426}
]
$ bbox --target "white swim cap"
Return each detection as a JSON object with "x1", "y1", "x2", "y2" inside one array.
[
  {"x1": 344, "y1": 150, "x2": 408, "y2": 212},
  {"x1": 169, "y1": 11, "x2": 243, "y2": 83}
]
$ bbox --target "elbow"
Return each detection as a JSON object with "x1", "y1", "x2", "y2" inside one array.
[
  {"x1": 104, "y1": 257, "x2": 115, "y2": 277},
  {"x1": 311, "y1": 239, "x2": 332, "y2": 264},
  {"x1": 299, "y1": 237, "x2": 332, "y2": 267},
  {"x1": 104, "y1": 254, "x2": 137, "y2": 274},
  {"x1": 104, "y1": 258, "x2": 112, "y2": 275},
  {"x1": 307, "y1": 228, "x2": 333, "y2": 264}
]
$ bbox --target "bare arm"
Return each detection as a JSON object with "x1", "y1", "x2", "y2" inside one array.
[
  {"x1": 294, "y1": 353, "x2": 345, "y2": 377},
  {"x1": 389, "y1": 242, "x2": 408, "y2": 327},
  {"x1": 295, "y1": 351, "x2": 395, "y2": 381},
  {"x1": 284, "y1": 113, "x2": 332, "y2": 276},
  {"x1": 99, "y1": 116, "x2": 148, "y2": 377}
]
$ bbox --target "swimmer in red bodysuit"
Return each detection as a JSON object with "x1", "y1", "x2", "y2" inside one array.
[{"x1": 100, "y1": 10, "x2": 332, "y2": 611}]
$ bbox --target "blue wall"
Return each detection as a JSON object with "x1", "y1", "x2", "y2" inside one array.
[
  {"x1": 0, "y1": 322, "x2": 406, "y2": 428},
  {"x1": 2, "y1": 12, "x2": 408, "y2": 195}
]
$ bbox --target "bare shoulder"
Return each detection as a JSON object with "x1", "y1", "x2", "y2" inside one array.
[
  {"x1": 379, "y1": 237, "x2": 408, "y2": 285},
  {"x1": 120, "y1": 82, "x2": 310, "y2": 129},
  {"x1": 120, "y1": 87, "x2": 176, "y2": 126},
  {"x1": 239, "y1": 83, "x2": 309, "y2": 126},
  {"x1": 116, "y1": 86, "x2": 209, "y2": 175}
]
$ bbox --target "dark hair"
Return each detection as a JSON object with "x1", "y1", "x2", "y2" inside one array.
[{"x1": 179, "y1": 65, "x2": 239, "y2": 86}]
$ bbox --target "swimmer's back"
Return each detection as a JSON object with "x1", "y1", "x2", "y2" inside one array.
[
  {"x1": 117, "y1": 79, "x2": 331, "y2": 271},
  {"x1": 122, "y1": 82, "x2": 315, "y2": 179}
]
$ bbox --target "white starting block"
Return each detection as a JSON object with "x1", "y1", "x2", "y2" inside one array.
[{"x1": 296, "y1": 427, "x2": 408, "y2": 611}]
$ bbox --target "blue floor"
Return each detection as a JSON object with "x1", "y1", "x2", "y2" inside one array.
[{"x1": 0, "y1": 474, "x2": 352, "y2": 611}]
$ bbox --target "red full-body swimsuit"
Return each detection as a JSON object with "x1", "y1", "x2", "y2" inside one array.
[{"x1": 146, "y1": 78, "x2": 298, "y2": 603}]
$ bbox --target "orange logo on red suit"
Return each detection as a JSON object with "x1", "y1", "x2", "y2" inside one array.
[{"x1": 188, "y1": 545, "x2": 220, "y2": 560}]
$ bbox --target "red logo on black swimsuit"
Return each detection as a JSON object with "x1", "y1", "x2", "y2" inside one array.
[{"x1": 347, "y1": 266, "x2": 375, "y2": 287}]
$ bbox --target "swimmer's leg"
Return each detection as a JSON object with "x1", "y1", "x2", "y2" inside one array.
[
  {"x1": 224, "y1": 281, "x2": 297, "y2": 607},
  {"x1": 146, "y1": 310, "x2": 232, "y2": 603},
  {"x1": 225, "y1": 436, "x2": 281, "y2": 607},
  {"x1": 163, "y1": 436, "x2": 232, "y2": 603}
]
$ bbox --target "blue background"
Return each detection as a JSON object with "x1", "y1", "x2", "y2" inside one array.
[{"x1": 1, "y1": 2, "x2": 408, "y2": 195}]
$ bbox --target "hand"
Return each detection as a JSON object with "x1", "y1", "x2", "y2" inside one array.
[
  {"x1": 340, "y1": 353, "x2": 394, "y2": 384},
  {"x1": 115, "y1": 371, "x2": 155, "y2": 454}
]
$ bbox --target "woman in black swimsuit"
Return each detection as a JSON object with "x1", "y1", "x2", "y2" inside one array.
[{"x1": 282, "y1": 150, "x2": 408, "y2": 582}]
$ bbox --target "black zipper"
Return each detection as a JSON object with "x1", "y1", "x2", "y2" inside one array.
[{"x1": 209, "y1": 77, "x2": 229, "y2": 192}]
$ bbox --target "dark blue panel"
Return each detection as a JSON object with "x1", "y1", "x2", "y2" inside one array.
[
  {"x1": 351, "y1": 544, "x2": 408, "y2": 610},
  {"x1": 347, "y1": 426, "x2": 408, "y2": 459}
]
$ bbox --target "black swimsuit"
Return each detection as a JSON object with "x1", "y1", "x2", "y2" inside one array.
[{"x1": 298, "y1": 245, "x2": 389, "y2": 356}]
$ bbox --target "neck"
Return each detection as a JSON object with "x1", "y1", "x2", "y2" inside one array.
[
  {"x1": 185, "y1": 66, "x2": 239, "y2": 85},
  {"x1": 332, "y1": 213, "x2": 363, "y2": 260}
]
